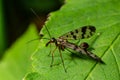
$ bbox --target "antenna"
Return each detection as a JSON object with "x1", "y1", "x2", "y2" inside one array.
[
  {"x1": 30, "y1": 8, "x2": 52, "y2": 39},
  {"x1": 26, "y1": 37, "x2": 50, "y2": 44}
]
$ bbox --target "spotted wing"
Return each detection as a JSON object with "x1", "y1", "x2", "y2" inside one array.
[{"x1": 59, "y1": 25, "x2": 96, "y2": 40}]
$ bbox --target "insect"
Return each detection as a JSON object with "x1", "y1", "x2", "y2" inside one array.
[
  {"x1": 30, "y1": 9, "x2": 104, "y2": 72},
  {"x1": 45, "y1": 25, "x2": 104, "y2": 72}
]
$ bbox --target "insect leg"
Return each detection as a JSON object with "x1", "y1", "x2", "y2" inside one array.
[
  {"x1": 50, "y1": 46, "x2": 57, "y2": 67},
  {"x1": 48, "y1": 44, "x2": 52, "y2": 56},
  {"x1": 58, "y1": 47, "x2": 67, "y2": 72}
]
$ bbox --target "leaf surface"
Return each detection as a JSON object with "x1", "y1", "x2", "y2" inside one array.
[{"x1": 24, "y1": 0, "x2": 120, "y2": 80}]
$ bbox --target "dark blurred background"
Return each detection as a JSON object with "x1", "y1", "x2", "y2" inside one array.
[{"x1": 0, "y1": 0, "x2": 64, "y2": 58}]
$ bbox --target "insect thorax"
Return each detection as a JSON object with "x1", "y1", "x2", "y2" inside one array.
[{"x1": 57, "y1": 38, "x2": 67, "y2": 44}]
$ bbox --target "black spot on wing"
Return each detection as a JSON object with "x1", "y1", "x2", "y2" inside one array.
[
  {"x1": 81, "y1": 26, "x2": 87, "y2": 38},
  {"x1": 70, "y1": 31, "x2": 74, "y2": 35},
  {"x1": 73, "y1": 35, "x2": 77, "y2": 40},
  {"x1": 66, "y1": 35, "x2": 69, "y2": 37},
  {"x1": 88, "y1": 26, "x2": 96, "y2": 32},
  {"x1": 75, "y1": 29, "x2": 78, "y2": 33},
  {"x1": 88, "y1": 26, "x2": 96, "y2": 36},
  {"x1": 81, "y1": 25, "x2": 96, "y2": 38}
]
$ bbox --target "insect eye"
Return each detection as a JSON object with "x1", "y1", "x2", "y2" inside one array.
[
  {"x1": 80, "y1": 42, "x2": 89, "y2": 49},
  {"x1": 51, "y1": 38, "x2": 56, "y2": 42}
]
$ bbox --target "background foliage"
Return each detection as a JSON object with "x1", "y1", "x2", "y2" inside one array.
[
  {"x1": 0, "y1": 0, "x2": 120, "y2": 80},
  {"x1": 24, "y1": 0, "x2": 120, "y2": 80}
]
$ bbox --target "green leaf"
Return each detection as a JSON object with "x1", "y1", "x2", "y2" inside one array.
[
  {"x1": 24, "y1": 0, "x2": 120, "y2": 80},
  {"x1": 0, "y1": 24, "x2": 39, "y2": 80}
]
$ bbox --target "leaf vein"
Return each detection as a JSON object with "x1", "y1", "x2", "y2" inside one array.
[
  {"x1": 84, "y1": 32, "x2": 120, "y2": 80},
  {"x1": 111, "y1": 44, "x2": 120, "y2": 79}
]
